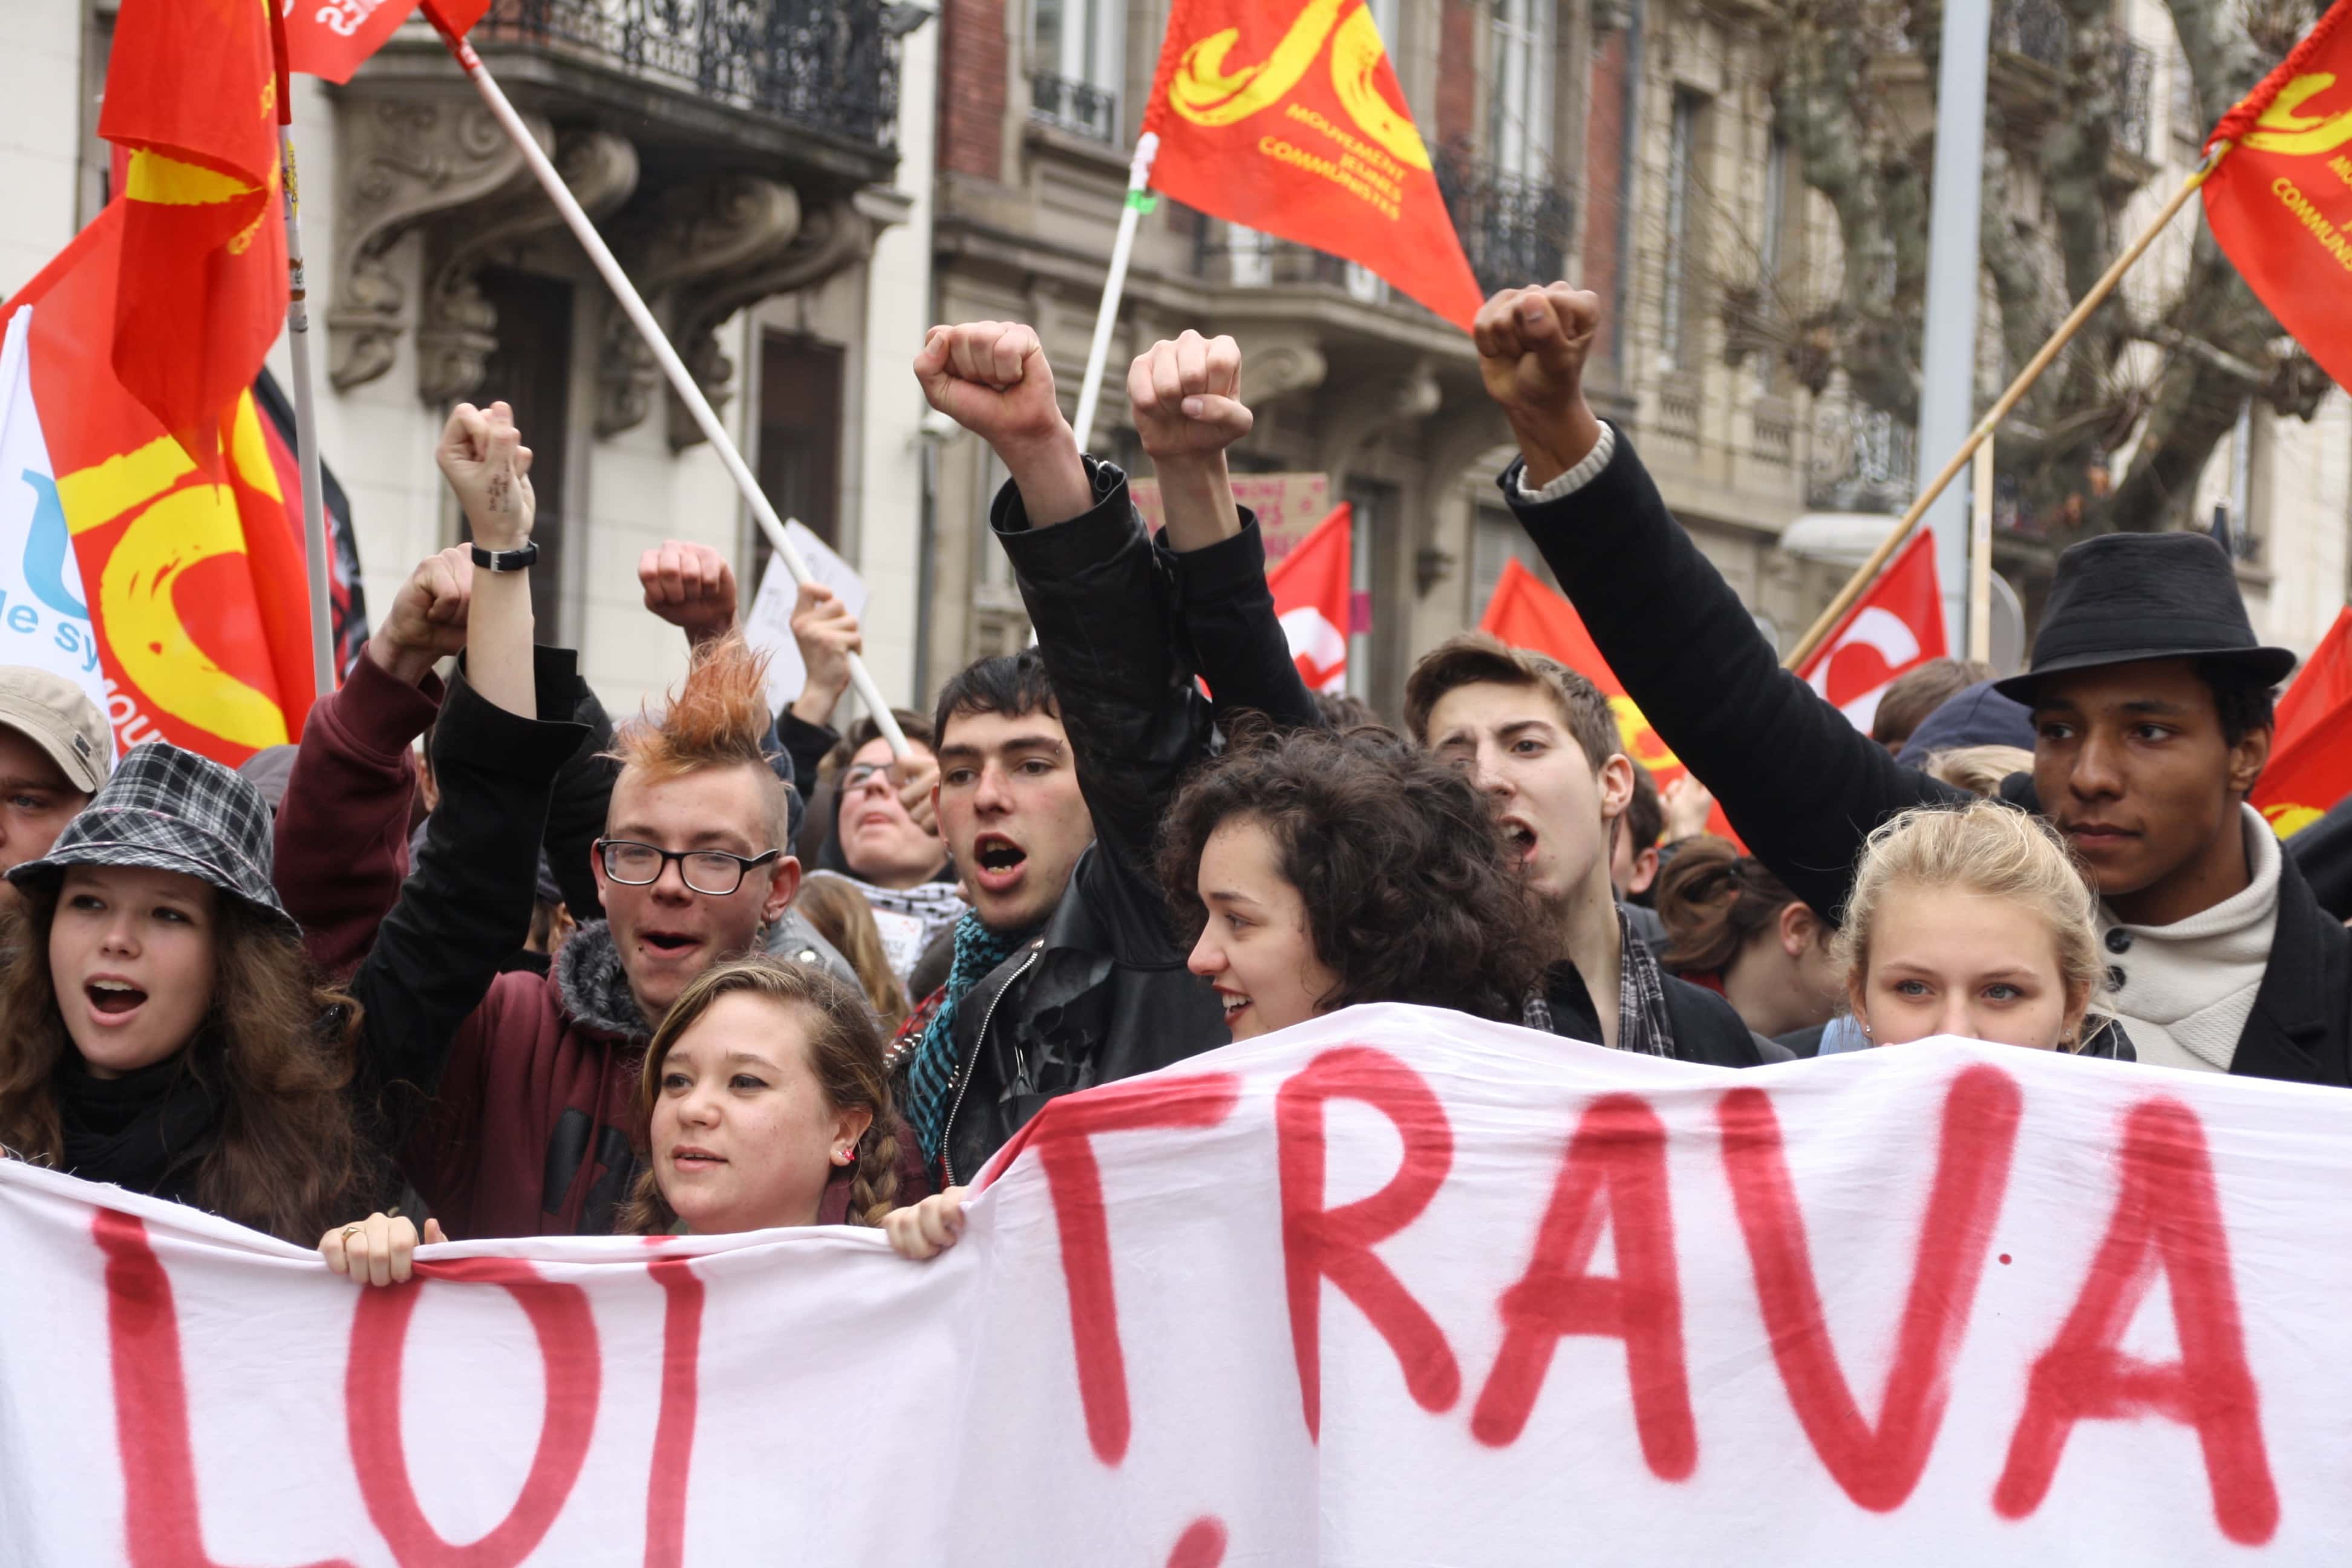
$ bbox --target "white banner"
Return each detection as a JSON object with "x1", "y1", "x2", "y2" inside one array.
[
  {"x1": 740, "y1": 521, "x2": 867, "y2": 725},
  {"x1": 2, "y1": 1007, "x2": 2345, "y2": 1565}
]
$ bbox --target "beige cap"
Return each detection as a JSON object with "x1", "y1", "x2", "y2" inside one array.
[{"x1": 0, "y1": 667, "x2": 109, "y2": 793}]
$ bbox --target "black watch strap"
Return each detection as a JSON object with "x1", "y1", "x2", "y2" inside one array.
[{"x1": 470, "y1": 540, "x2": 540, "y2": 573}]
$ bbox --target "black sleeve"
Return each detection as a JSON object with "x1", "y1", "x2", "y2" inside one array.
[
  {"x1": 1166, "y1": 506, "x2": 1321, "y2": 732},
  {"x1": 537, "y1": 671, "x2": 616, "y2": 922},
  {"x1": 1506, "y1": 428, "x2": 1965, "y2": 921},
  {"x1": 776, "y1": 711, "x2": 841, "y2": 796},
  {"x1": 346, "y1": 655, "x2": 589, "y2": 1104},
  {"x1": 993, "y1": 457, "x2": 1212, "y2": 953},
  {"x1": 2291, "y1": 795, "x2": 2352, "y2": 923}
]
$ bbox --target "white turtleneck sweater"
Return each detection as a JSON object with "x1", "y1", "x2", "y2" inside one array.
[{"x1": 2097, "y1": 806, "x2": 2280, "y2": 1074}]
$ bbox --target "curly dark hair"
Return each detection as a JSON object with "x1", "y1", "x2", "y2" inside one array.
[{"x1": 1157, "y1": 724, "x2": 1549, "y2": 1022}]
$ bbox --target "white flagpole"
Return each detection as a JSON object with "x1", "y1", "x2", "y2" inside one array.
[
  {"x1": 278, "y1": 127, "x2": 336, "y2": 696},
  {"x1": 421, "y1": 4, "x2": 910, "y2": 757},
  {"x1": 1068, "y1": 133, "x2": 1159, "y2": 451}
]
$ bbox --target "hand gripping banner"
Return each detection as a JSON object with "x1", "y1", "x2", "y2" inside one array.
[{"x1": 1, "y1": 1007, "x2": 2341, "y2": 1564}]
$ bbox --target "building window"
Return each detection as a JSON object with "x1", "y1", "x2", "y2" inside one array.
[
  {"x1": 1488, "y1": 0, "x2": 1556, "y2": 185},
  {"x1": 1754, "y1": 130, "x2": 1791, "y2": 392},
  {"x1": 1662, "y1": 88, "x2": 1708, "y2": 368},
  {"x1": 1032, "y1": 0, "x2": 1123, "y2": 142},
  {"x1": 755, "y1": 332, "x2": 844, "y2": 577},
  {"x1": 475, "y1": 267, "x2": 574, "y2": 638}
]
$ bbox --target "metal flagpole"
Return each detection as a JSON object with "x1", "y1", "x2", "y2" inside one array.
[
  {"x1": 1968, "y1": 436, "x2": 1994, "y2": 663},
  {"x1": 268, "y1": 22, "x2": 336, "y2": 696},
  {"x1": 419, "y1": 2, "x2": 911, "y2": 757},
  {"x1": 1069, "y1": 134, "x2": 1160, "y2": 451},
  {"x1": 1783, "y1": 143, "x2": 2232, "y2": 670}
]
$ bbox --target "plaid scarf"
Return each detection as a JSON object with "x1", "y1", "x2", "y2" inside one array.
[
  {"x1": 1521, "y1": 907, "x2": 1676, "y2": 1058},
  {"x1": 904, "y1": 912, "x2": 1035, "y2": 1163}
]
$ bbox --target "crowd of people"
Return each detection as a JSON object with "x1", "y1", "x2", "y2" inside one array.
[{"x1": 1, "y1": 281, "x2": 2347, "y2": 1285}]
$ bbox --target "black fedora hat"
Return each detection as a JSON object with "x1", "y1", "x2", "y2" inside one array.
[{"x1": 1992, "y1": 531, "x2": 2296, "y2": 702}]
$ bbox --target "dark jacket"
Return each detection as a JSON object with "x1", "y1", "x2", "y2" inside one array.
[
  {"x1": 1505, "y1": 428, "x2": 2352, "y2": 1088},
  {"x1": 1541, "y1": 958, "x2": 1766, "y2": 1069},
  {"x1": 931, "y1": 459, "x2": 1318, "y2": 1185}
]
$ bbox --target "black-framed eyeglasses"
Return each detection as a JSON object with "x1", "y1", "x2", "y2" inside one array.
[{"x1": 595, "y1": 839, "x2": 781, "y2": 896}]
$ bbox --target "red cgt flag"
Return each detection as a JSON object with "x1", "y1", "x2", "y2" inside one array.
[
  {"x1": 286, "y1": 0, "x2": 493, "y2": 83},
  {"x1": 2253, "y1": 606, "x2": 2352, "y2": 838},
  {"x1": 96, "y1": 0, "x2": 286, "y2": 468},
  {"x1": 1142, "y1": 0, "x2": 1484, "y2": 329},
  {"x1": 2203, "y1": 0, "x2": 2352, "y2": 393},
  {"x1": 1267, "y1": 503, "x2": 1353, "y2": 693},
  {"x1": 1791, "y1": 528, "x2": 1949, "y2": 735}
]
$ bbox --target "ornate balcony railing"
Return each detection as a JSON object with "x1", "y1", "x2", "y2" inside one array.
[
  {"x1": 1991, "y1": 0, "x2": 2068, "y2": 68},
  {"x1": 1808, "y1": 404, "x2": 1917, "y2": 511},
  {"x1": 1432, "y1": 148, "x2": 1575, "y2": 299},
  {"x1": 1031, "y1": 71, "x2": 1119, "y2": 144},
  {"x1": 479, "y1": 0, "x2": 900, "y2": 148}
]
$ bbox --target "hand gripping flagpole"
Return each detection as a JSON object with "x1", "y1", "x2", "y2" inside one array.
[
  {"x1": 1783, "y1": 142, "x2": 2232, "y2": 671},
  {"x1": 419, "y1": 2, "x2": 910, "y2": 757},
  {"x1": 1069, "y1": 134, "x2": 1160, "y2": 452},
  {"x1": 267, "y1": 16, "x2": 337, "y2": 697}
]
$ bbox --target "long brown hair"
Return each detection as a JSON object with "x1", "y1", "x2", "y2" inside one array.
[
  {"x1": 618, "y1": 956, "x2": 900, "y2": 1233},
  {"x1": 1655, "y1": 835, "x2": 1812, "y2": 978},
  {"x1": 0, "y1": 882, "x2": 371, "y2": 1245},
  {"x1": 792, "y1": 875, "x2": 911, "y2": 1033}
]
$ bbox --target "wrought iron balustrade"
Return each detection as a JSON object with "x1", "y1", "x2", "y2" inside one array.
[
  {"x1": 1030, "y1": 71, "x2": 1119, "y2": 143},
  {"x1": 1432, "y1": 148, "x2": 1575, "y2": 299},
  {"x1": 479, "y1": 0, "x2": 900, "y2": 148}
]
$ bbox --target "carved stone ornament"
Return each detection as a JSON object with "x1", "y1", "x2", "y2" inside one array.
[
  {"x1": 595, "y1": 176, "x2": 802, "y2": 439},
  {"x1": 1237, "y1": 335, "x2": 1329, "y2": 409},
  {"x1": 328, "y1": 95, "x2": 541, "y2": 393},
  {"x1": 416, "y1": 128, "x2": 641, "y2": 405}
]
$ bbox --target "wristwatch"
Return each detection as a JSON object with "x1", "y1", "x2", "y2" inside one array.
[{"x1": 471, "y1": 541, "x2": 540, "y2": 573}]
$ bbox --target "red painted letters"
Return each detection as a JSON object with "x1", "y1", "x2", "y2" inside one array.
[
  {"x1": 1993, "y1": 1096, "x2": 2278, "y2": 1544},
  {"x1": 1165, "y1": 1515, "x2": 1229, "y2": 1567},
  {"x1": 346, "y1": 1257, "x2": 603, "y2": 1566},
  {"x1": 1471, "y1": 1093, "x2": 1694, "y2": 1475},
  {"x1": 1278, "y1": 1047, "x2": 1460, "y2": 1441},
  {"x1": 96, "y1": 1210, "x2": 357, "y2": 1568},
  {"x1": 643, "y1": 1259, "x2": 705, "y2": 1568},
  {"x1": 1030, "y1": 1071, "x2": 1243, "y2": 1465},
  {"x1": 1719, "y1": 1063, "x2": 2022, "y2": 1509}
]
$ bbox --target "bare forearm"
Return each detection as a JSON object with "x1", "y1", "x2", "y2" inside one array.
[
  {"x1": 997, "y1": 425, "x2": 1093, "y2": 530},
  {"x1": 1152, "y1": 454, "x2": 1241, "y2": 554},
  {"x1": 466, "y1": 569, "x2": 536, "y2": 720}
]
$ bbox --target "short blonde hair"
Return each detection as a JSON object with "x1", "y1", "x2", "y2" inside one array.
[
  {"x1": 1923, "y1": 745, "x2": 2033, "y2": 798},
  {"x1": 1834, "y1": 800, "x2": 2106, "y2": 1015}
]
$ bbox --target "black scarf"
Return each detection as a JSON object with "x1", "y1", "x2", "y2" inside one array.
[{"x1": 54, "y1": 1051, "x2": 220, "y2": 1201}]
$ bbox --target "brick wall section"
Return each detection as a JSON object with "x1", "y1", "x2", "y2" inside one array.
[
  {"x1": 1435, "y1": 0, "x2": 1479, "y2": 150},
  {"x1": 937, "y1": 0, "x2": 1008, "y2": 181},
  {"x1": 1581, "y1": 29, "x2": 1627, "y2": 353}
]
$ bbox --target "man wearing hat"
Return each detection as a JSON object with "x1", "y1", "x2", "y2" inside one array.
[
  {"x1": 0, "y1": 666, "x2": 111, "y2": 904},
  {"x1": 1469, "y1": 283, "x2": 2349, "y2": 1085}
]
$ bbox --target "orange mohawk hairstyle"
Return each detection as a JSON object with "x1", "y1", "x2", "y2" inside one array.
[{"x1": 608, "y1": 632, "x2": 792, "y2": 844}]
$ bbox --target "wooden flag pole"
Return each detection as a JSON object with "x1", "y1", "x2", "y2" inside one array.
[
  {"x1": 420, "y1": 2, "x2": 910, "y2": 756},
  {"x1": 1784, "y1": 142, "x2": 2230, "y2": 670},
  {"x1": 1070, "y1": 134, "x2": 1161, "y2": 452},
  {"x1": 267, "y1": 11, "x2": 336, "y2": 696}
]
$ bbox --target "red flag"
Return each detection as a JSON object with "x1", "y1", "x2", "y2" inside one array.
[
  {"x1": 1266, "y1": 503, "x2": 1353, "y2": 693},
  {"x1": 1141, "y1": 0, "x2": 1483, "y2": 329},
  {"x1": 2203, "y1": 0, "x2": 2352, "y2": 393},
  {"x1": 1792, "y1": 529, "x2": 1949, "y2": 734},
  {"x1": 2253, "y1": 606, "x2": 2352, "y2": 837},
  {"x1": 95, "y1": 0, "x2": 286, "y2": 468},
  {"x1": 1477, "y1": 557, "x2": 1730, "y2": 827},
  {"x1": 4, "y1": 204, "x2": 318, "y2": 763},
  {"x1": 286, "y1": 0, "x2": 492, "y2": 82}
]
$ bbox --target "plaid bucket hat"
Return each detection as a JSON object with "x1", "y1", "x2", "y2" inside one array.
[{"x1": 5, "y1": 742, "x2": 296, "y2": 935}]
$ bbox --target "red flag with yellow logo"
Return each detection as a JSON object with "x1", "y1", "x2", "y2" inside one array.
[
  {"x1": 96, "y1": 0, "x2": 286, "y2": 468},
  {"x1": 1142, "y1": 0, "x2": 1484, "y2": 328},
  {"x1": 2203, "y1": 0, "x2": 2352, "y2": 393},
  {"x1": 4, "y1": 203, "x2": 316, "y2": 764},
  {"x1": 2253, "y1": 607, "x2": 2352, "y2": 838},
  {"x1": 1479, "y1": 557, "x2": 1737, "y2": 839}
]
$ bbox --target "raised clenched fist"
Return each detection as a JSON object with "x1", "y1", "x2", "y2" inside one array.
[
  {"x1": 435, "y1": 400, "x2": 535, "y2": 549},
  {"x1": 638, "y1": 540, "x2": 739, "y2": 647},
  {"x1": 1472, "y1": 285, "x2": 1606, "y2": 486},
  {"x1": 368, "y1": 545, "x2": 474, "y2": 686},
  {"x1": 1127, "y1": 330, "x2": 1253, "y2": 465},
  {"x1": 913, "y1": 322, "x2": 1070, "y2": 458}
]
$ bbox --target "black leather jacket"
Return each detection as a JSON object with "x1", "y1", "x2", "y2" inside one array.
[{"x1": 932, "y1": 458, "x2": 1316, "y2": 1186}]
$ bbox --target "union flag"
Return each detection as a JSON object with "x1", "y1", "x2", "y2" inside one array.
[
  {"x1": 2203, "y1": 0, "x2": 2352, "y2": 393},
  {"x1": 284, "y1": 0, "x2": 494, "y2": 83},
  {"x1": 2253, "y1": 606, "x2": 2352, "y2": 838},
  {"x1": 1142, "y1": 0, "x2": 1484, "y2": 328},
  {"x1": 1790, "y1": 529, "x2": 1950, "y2": 734},
  {"x1": 3, "y1": 203, "x2": 318, "y2": 764},
  {"x1": 96, "y1": 0, "x2": 286, "y2": 468},
  {"x1": 1266, "y1": 503, "x2": 1352, "y2": 693}
]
